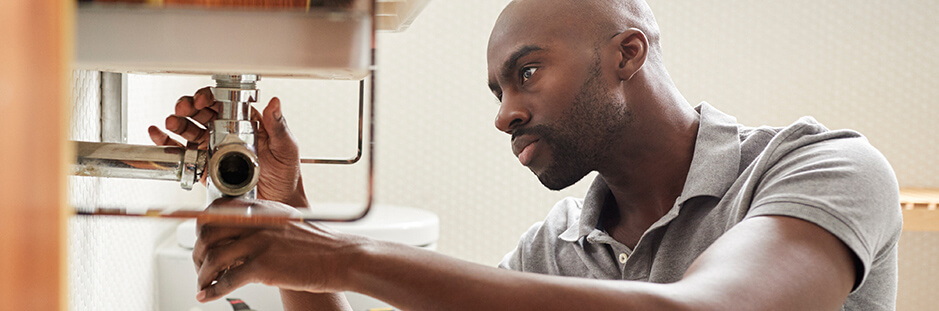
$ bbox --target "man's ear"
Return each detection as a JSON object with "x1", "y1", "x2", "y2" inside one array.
[{"x1": 613, "y1": 28, "x2": 648, "y2": 81}]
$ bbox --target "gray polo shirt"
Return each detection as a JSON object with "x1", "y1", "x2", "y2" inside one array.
[{"x1": 499, "y1": 103, "x2": 902, "y2": 310}]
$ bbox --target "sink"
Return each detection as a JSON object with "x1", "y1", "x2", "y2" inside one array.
[{"x1": 75, "y1": 5, "x2": 371, "y2": 79}]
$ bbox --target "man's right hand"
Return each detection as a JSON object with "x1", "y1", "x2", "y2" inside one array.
[{"x1": 148, "y1": 87, "x2": 309, "y2": 207}]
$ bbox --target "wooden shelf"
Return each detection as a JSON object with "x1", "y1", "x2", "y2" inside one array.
[{"x1": 901, "y1": 188, "x2": 939, "y2": 232}]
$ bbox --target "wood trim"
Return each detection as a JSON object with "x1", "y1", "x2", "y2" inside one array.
[
  {"x1": 900, "y1": 189, "x2": 939, "y2": 232},
  {"x1": 0, "y1": 0, "x2": 71, "y2": 310}
]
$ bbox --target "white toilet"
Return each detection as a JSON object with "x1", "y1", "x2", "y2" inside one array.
[{"x1": 155, "y1": 204, "x2": 439, "y2": 311}]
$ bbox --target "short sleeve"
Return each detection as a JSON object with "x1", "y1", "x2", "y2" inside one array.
[
  {"x1": 498, "y1": 221, "x2": 544, "y2": 271},
  {"x1": 497, "y1": 197, "x2": 585, "y2": 274},
  {"x1": 746, "y1": 135, "x2": 903, "y2": 291}
]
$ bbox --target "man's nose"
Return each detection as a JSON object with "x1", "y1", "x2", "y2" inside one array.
[{"x1": 494, "y1": 94, "x2": 531, "y2": 134}]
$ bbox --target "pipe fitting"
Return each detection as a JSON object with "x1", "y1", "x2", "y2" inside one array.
[
  {"x1": 207, "y1": 74, "x2": 262, "y2": 199},
  {"x1": 180, "y1": 147, "x2": 207, "y2": 190},
  {"x1": 207, "y1": 137, "x2": 260, "y2": 197}
]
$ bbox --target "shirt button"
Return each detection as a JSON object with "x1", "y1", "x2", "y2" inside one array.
[{"x1": 618, "y1": 253, "x2": 628, "y2": 264}]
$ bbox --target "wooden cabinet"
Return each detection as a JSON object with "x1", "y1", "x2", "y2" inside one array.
[
  {"x1": 0, "y1": 1, "x2": 70, "y2": 310},
  {"x1": 901, "y1": 189, "x2": 939, "y2": 231}
]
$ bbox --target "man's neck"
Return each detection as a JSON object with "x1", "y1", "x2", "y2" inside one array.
[{"x1": 597, "y1": 93, "x2": 699, "y2": 248}]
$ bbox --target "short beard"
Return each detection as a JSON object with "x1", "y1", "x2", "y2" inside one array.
[{"x1": 528, "y1": 56, "x2": 629, "y2": 190}]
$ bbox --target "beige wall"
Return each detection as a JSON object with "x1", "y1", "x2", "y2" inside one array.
[
  {"x1": 368, "y1": 1, "x2": 939, "y2": 309},
  {"x1": 69, "y1": 0, "x2": 937, "y2": 309},
  {"x1": 363, "y1": 0, "x2": 939, "y2": 262}
]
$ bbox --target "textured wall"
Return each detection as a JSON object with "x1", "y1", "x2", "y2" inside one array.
[
  {"x1": 68, "y1": 70, "x2": 100, "y2": 210},
  {"x1": 70, "y1": 0, "x2": 938, "y2": 310},
  {"x1": 67, "y1": 70, "x2": 200, "y2": 311},
  {"x1": 651, "y1": 0, "x2": 939, "y2": 189},
  {"x1": 897, "y1": 232, "x2": 939, "y2": 311},
  {"x1": 373, "y1": 0, "x2": 939, "y2": 263}
]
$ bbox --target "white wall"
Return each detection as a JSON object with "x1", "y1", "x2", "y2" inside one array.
[
  {"x1": 68, "y1": 1, "x2": 939, "y2": 310},
  {"x1": 68, "y1": 71, "x2": 206, "y2": 311}
]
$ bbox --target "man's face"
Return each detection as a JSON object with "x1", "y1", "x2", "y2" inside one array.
[{"x1": 487, "y1": 13, "x2": 629, "y2": 190}]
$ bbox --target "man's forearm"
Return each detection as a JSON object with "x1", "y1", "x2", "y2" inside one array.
[
  {"x1": 280, "y1": 289, "x2": 352, "y2": 311},
  {"x1": 278, "y1": 177, "x2": 332, "y2": 310},
  {"x1": 346, "y1": 241, "x2": 686, "y2": 311}
]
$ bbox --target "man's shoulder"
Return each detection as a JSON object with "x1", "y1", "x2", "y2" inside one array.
[
  {"x1": 737, "y1": 115, "x2": 896, "y2": 210},
  {"x1": 736, "y1": 116, "x2": 878, "y2": 170}
]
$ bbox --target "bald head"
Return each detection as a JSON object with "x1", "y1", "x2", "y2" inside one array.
[{"x1": 488, "y1": 0, "x2": 663, "y2": 64}]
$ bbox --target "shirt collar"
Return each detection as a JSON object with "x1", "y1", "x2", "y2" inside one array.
[
  {"x1": 676, "y1": 102, "x2": 742, "y2": 204},
  {"x1": 559, "y1": 177, "x2": 610, "y2": 242},
  {"x1": 559, "y1": 102, "x2": 742, "y2": 242}
]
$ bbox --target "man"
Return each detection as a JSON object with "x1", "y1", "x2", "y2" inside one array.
[{"x1": 151, "y1": 0, "x2": 902, "y2": 309}]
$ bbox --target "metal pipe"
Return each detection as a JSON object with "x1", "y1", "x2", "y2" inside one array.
[
  {"x1": 100, "y1": 72, "x2": 127, "y2": 143},
  {"x1": 208, "y1": 74, "x2": 261, "y2": 198},
  {"x1": 72, "y1": 141, "x2": 206, "y2": 190},
  {"x1": 299, "y1": 79, "x2": 365, "y2": 165}
]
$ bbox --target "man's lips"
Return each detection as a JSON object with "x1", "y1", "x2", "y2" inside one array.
[{"x1": 512, "y1": 136, "x2": 540, "y2": 166}]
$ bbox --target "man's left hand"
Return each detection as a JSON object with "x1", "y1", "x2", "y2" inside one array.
[{"x1": 193, "y1": 198, "x2": 369, "y2": 302}]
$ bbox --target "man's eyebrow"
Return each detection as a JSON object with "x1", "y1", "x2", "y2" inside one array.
[
  {"x1": 500, "y1": 45, "x2": 545, "y2": 80},
  {"x1": 488, "y1": 45, "x2": 545, "y2": 95}
]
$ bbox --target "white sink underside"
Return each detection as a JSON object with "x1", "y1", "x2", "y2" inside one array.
[{"x1": 75, "y1": 7, "x2": 372, "y2": 79}]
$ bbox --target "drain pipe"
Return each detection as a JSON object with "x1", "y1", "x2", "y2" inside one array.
[{"x1": 73, "y1": 141, "x2": 206, "y2": 190}]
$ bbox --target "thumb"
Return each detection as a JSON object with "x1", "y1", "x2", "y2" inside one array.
[{"x1": 261, "y1": 97, "x2": 299, "y2": 155}]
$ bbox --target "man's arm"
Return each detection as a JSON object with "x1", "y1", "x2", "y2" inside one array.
[
  {"x1": 196, "y1": 205, "x2": 854, "y2": 310},
  {"x1": 280, "y1": 289, "x2": 352, "y2": 311},
  {"x1": 344, "y1": 215, "x2": 854, "y2": 310},
  {"x1": 677, "y1": 215, "x2": 856, "y2": 309}
]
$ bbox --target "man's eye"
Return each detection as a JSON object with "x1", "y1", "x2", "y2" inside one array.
[{"x1": 521, "y1": 67, "x2": 538, "y2": 83}]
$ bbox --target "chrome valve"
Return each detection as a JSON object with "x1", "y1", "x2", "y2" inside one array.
[{"x1": 207, "y1": 74, "x2": 262, "y2": 198}]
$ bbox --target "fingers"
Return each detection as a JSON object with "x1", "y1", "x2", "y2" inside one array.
[
  {"x1": 197, "y1": 232, "x2": 266, "y2": 291},
  {"x1": 192, "y1": 226, "x2": 259, "y2": 270},
  {"x1": 165, "y1": 115, "x2": 208, "y2": 144},
  {"x1": 260, "y1": 97, "x2": 301, "y2": 158},
  {"x1": 163, "y1": 88, "x2": 219, "y2": 147},
  {"x1": 174, "y1": 96, "x2": 197, "y2": 117},
  {"x1": 148, "y1": 126, "x2": 184, "y2": 147},
  {"x1": 197, "y1": 258, "x2": 259, "y2": 303},
  {"x1": 175, "y1": 95, "x2": 218, "y2": 126},
  {"x1": 193, "y1": 87, "x2": 219, "y2": 111},
  {"x1": 193, "y1": 198, "x2": 262, "y2": 268},
  {"x1": 261, "y1": 97, "x2": 287, "y2": 137}
]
